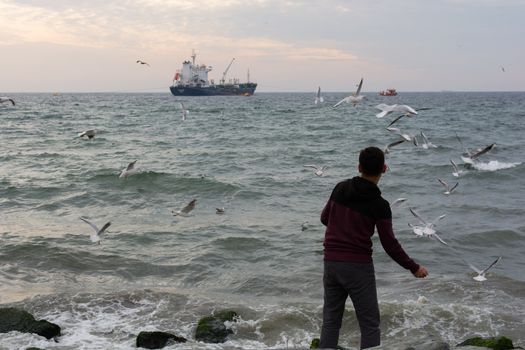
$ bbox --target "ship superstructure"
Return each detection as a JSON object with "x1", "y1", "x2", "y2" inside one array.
[{"x1": 170, "y1": 50, "x2": 257, "y2": 96}]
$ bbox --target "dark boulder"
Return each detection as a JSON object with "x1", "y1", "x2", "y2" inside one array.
[
  {"x1": 195, "y1": 310, "x2": 237, "y2": 343},
  {"x1": 136, "y1": 331, "x2": 186, "y2": 349},
  {"x1": 457, "y1": 336, "x2": 520, "y2": 350},
  {"x1": 0, "y1": 308, "x2": 60, "y2": 339}
]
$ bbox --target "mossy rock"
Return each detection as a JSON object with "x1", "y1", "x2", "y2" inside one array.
[
  {"x1": 0, "y1": 308, "x2": 61, "y2": 339},
  {"x1": 136, "y1": 331, "x2": 186, "y2": 349},
  {"x1": 195, "y1": 310, "x2": 238, "y2": 343},
  {"x1": 457, "y1": 336, "x2": 518, "y2": 350}
]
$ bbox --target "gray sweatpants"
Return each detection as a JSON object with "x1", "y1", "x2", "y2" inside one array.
[{"x1": 319, "y1": 260, "x2": 380, "y2": 350}]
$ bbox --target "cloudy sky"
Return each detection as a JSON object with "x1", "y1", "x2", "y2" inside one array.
[{"x1": 1, "y1": 0, "x2": 524, "y2": 92}]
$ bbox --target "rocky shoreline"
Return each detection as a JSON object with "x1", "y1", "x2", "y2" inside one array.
[{"x1": 1, "y1": 307, "x2": 522, "y2": 349}]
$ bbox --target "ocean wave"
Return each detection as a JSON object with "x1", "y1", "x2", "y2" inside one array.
[{"x1": 470, "y1": 160, "x2": 521, "y2": 171}]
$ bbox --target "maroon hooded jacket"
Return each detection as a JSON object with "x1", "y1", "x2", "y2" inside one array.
[{"x1": 321, "y1": 176, "x2": 419, "y2": 273}]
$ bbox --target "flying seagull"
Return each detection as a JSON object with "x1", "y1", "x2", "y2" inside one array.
[
  {"x1": 216, "y1": 207, "x2": 225, "y2": 215},
  {"x1": 119, "y1": 160, "x2": 138, "y2": 179},
  {"x1": 80, "y1": 217, "x2": 111, "y2": 244},
  {"x1": 386, "y1": 127, "x2": 416, "y2": 144},
  {"x1": 461, "y1": 143, "x2": 496, "y2": 164},
  {"x1": 314, "y1": 86, "x2": 324, "y2": 105},
  {"x1": 408, "y1": 208, "x2": 448, "y2": 245},
  {"x1": 333, "y1": 78, "x2": 364, "y2": 108},
  {"x1": 136, "y1": 60, "x2": 150, "y2": 66},
  {"x1": 419, "y1": 131, "x2": 437, "y2": 149},
  {"x1": 303, "y1": 164, "x2": 328, "y2": 177},
  {"x1": 450, "y1": 159, "x2": 463, "y2": 177},
  {"x1": 468, "y1": 257, "x2": 501, "y2": 281},
  {"x1": 173, "y1": 199, "x2": 197, "y2": 216},
  {"x1": 384, "y1": 139, "x2": 406, "y2": 154},
  {"x1": 78, "y1": 129, "x2": 96, "y2": 140},
  {"x1": 391, "y1": 197, "x2": 408, "y2": 208},
  {"x1": 180, "y1": 102, "x2": 189, "y2": 121},
  {"x1": 0, "y1": 97, "x2": 15, "y2": 106},
  {"x1": 437, "y1": 178, "x2": 459, "y2": 195},
  {"x1": 376, "y1": 104, "x2": 418, "y2": 119}
]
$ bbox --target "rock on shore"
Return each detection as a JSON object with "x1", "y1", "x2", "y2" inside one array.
[{"x1": 0, "y1": 308, "x2": 60, "y2": 340}]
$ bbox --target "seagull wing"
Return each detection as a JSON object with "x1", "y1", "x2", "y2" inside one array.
[
  {"x1": 126, "y1": 161, "x2": 137, "y2": 171},
  {"x1": 387, "y1": 115, "x2": 406, "y2": 128},
  {"x1": 354, "y1": 78, "x2": 363, "y2": 96},
  {"x1": 409, "y1": 208, "x2": 427, "y2": 225},
  {"x1": 432, "y1": 232, "x2": 448, "y2": 245},
  {"x1": 9, "y1": 99, "x2": 15, "y2": 106},
  {"x1": 303, "y1": 164, "x2": 319, "y2": 170},
  {"x1": 420, "y1": 131, "x2": 430, "y2": 144},
  {"x1": 468, "y1": 262, "x2": 482, "y2": 274},
  {"x1": 386, "y1": 139, "x2": 406, "y2": 151},
  {"x1": 480, "y1": 256, "x2": 501, "y2": 275},
  {"x1": 399, "y1": 104, "x2": 418, "y2": 115},
  {"x1": 432, "y1": 214, "x2": 446, "y2": 224},
  {"x1": 391, "y1": 197, "x2": 407, "y2": 207},
  {"x1": 470, "y1": 143, "x2": 495, "y2": 159},
  {"x1": 450, "y1": 159, "x2": 459, "y2": 173},
  {"x1": 317, "y1": 87, "x2": 321, "y2": 99},
  {"x1": 180, "y1": 199, "x2": 196, "y2": 214},
  {"x1": 97, "y1": 222, "x2": 111, "y2": 236},
  {"x1": 333, "y1": 96, "x2": 349, "y2": 108},
  {"x1": 437, "y1": 178, "x2": 449, "y2": 191},
  {"x1": 80, "y1": 217, "x2": 99, "y2": 233},
  {"x1": 449, "y1": 182, "x2": 459, "y2": 193}
]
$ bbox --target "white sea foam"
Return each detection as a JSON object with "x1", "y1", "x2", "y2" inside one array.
[{"x1": 472, "y1": 160, "x2": 521, "y2": 171}]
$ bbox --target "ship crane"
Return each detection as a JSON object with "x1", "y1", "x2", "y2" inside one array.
[{"x1": 221, "y1": 58, "x2": 235, "y2": 84}]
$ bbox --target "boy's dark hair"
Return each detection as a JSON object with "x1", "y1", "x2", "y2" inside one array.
[{"x1": 359, "y1": 147, "x2": 385, "y2": 176}]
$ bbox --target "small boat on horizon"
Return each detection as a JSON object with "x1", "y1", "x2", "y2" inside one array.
[{"x1": 379, "y1": 88, "x2": 397, "y2": 96}]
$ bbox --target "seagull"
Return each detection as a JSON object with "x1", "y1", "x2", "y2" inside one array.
[
  {"x1": 450, "y1": 159, "x2": 463, "y2": 177},
  {"x1": 391, "y1": 198, "x2": 408, "y2": 208},
  {"x1": 301, "y1": 221, "x2": 309, "y2": 231},
  {"x1": 419, "y1": 132, "x2": 437, "y2": 149},
  {"x1": 314, "y1": 87, "x2": 324, "y2": 105},
  {"x1": 460, "y1": 143, "x2": 496, "y2": 164},
  {"x1": 333, "y1": 78, "x2": 364, "y2": 108},
  {"x1": 376, "y1": 104, "x2": 417, "y2": 119},
  {"x1": 79, "y1": 217, "x2": 111, "y2": 244},
  {"x1": 384, "y1": 139, "x2": 406, "y2": 154},
  {"x1": 119, "y1": 160, "x2": 138, "y2": 179},
  {"x1": 386, "y1": 127, "x2": 416, "y2": 144},
  {"x1": 455, "y1": 133, "x2": 495, "y2": 164},
  {"x1": 78, "y1": 129, "x2": 96, "y2": 140},
  {"x1": 180, "y1": 102, "x2": 189, "y2": 121},
  {"x1": 468, "y1": 257, "x2": 501, "y2": 281},
  {"x1": 408, "y1": 208, "x2": 448, "y2": 245},
  {"x1": 0, "y1": 97, "x2": 15, "y2": 106},
  {"x1": 501, "y1": 66, "x2": 505, "y2": 73},
  {"x1": 136, "y1": 60, "x2": 150, "y2": 66},
  {"x1": 437, "y1": 178, "x2": 459, "y2": 195},
  {"x1": 172, "y1": 199, "x2": 196, "y2": 216},
  {"x1": 216, "y1": 207, "x2": 225, "y2": 215},
  {"x1": 303, "y1": 164, "x2": 328, "y2": 177}
]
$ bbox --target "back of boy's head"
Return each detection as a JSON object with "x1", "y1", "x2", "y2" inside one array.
[{"x1": 359, "y1": 147, "x2": 385, "y2": 176}]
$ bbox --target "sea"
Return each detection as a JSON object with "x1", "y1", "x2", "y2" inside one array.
[{"x1": 0, "y1": 91, "x2": 524, "y2": 349}]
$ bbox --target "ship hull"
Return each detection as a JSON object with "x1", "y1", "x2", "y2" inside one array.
[{"x1": 170, "y1": 83, "x2": 257, "y2": 96}]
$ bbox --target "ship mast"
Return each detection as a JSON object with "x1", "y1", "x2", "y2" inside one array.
[
  {"x1": 221, "y1": 58, "x2": 235, "y2": 84},
  {"x1": 191, "y1": 49, "x2": 196, "y2": 65}
]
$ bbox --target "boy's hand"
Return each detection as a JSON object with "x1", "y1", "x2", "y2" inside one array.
[{"x1": 413, "y1": 266, "x2": 428, "y2": 278}]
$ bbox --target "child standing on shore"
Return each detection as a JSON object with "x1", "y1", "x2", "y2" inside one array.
[{"x1": 319, "y1": 146, "x2": 428, "y2": 349}]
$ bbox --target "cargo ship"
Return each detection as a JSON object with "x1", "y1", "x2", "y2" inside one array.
[{"x1": 169, "y1": 50, "x2": 257, "y2": 96}]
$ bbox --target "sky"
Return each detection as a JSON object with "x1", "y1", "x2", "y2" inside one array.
[{"x1": 1, "y1": 0, "x2": 524, "y2": 92}]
